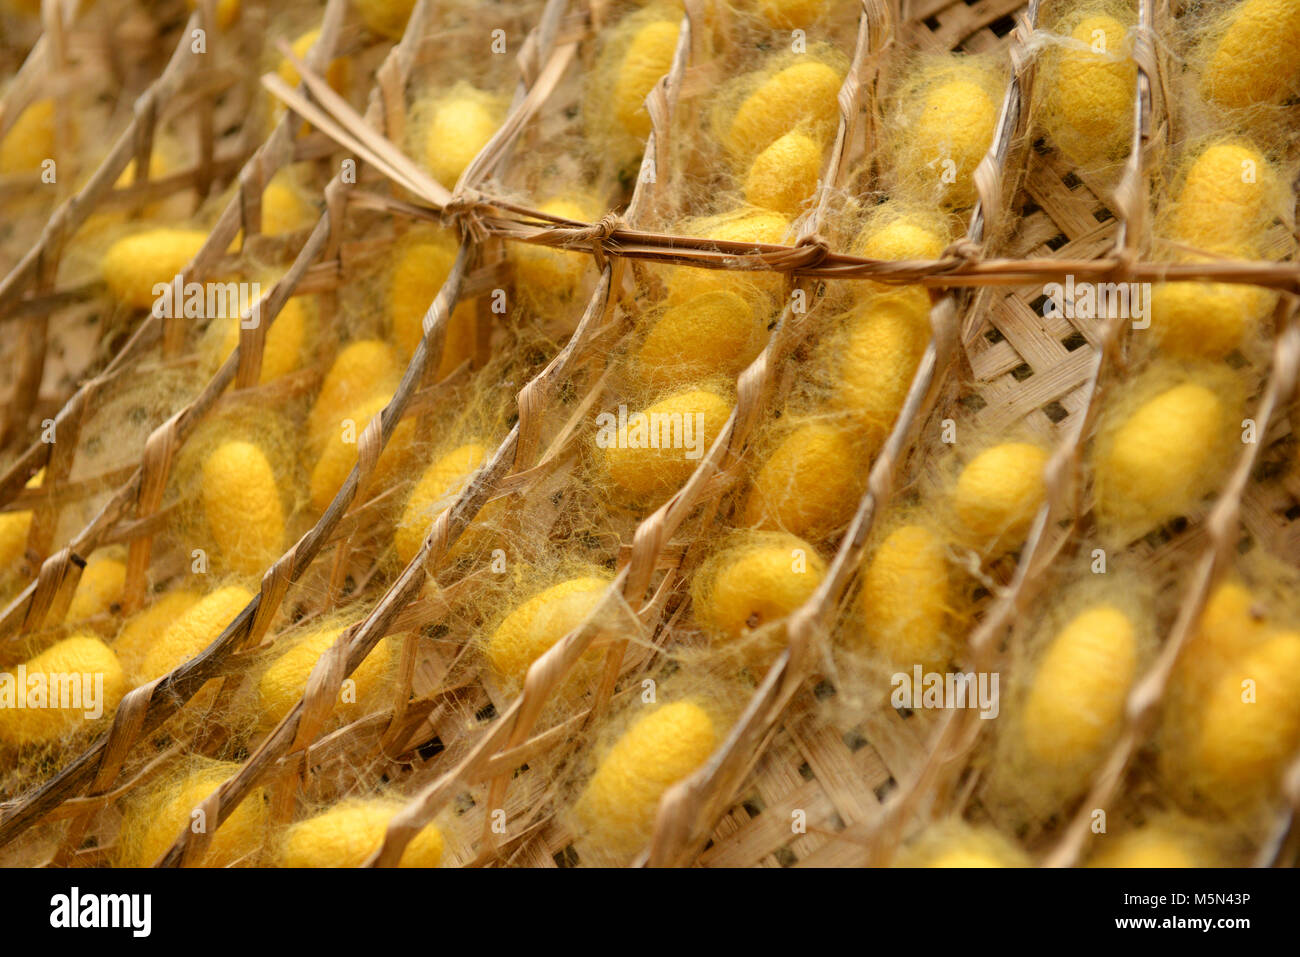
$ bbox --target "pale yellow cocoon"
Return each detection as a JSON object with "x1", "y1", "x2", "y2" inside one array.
[
  {"x1": 101, "y1": 229, "x2": 209, "y2": 309},
  {"x1": 857, "y1": 525, "x2": 950, "y2": 672},
  {"x1": 422, "y1": 85, "x2": 502, "y2": 187},
  {"x1": 743, "y1": 132, "x2": 822, "y2": 215},
  {"x1": 744, "y1": 421, "x2": 862, "y2": 540},
  {"x1": 1169, "y1": 141, "x2": 1282, "y2": 251},
  {"x1": 1149, "y1": 279, "x2": 1275, "y2": 359},
  {"x1": 512, "y1": 197, "x2": 597, "y2": 299},
  {"x1": 201, "y1": 441, "x2": 285, "y2": 577},
  {"x1": 395, "y1": 442, "x2": 496, "y2": 565},
  {"x1": 614, "y1": 20, "x2": 681, "y2": 139},
  {"x1": 666, "y1": 208, "x2": 792, "y2": 306},
  {"x1": 388, "y1": 238, "x2": 477, "y2": 379},
  {"x1": 280, "y1": 801, "x2": 443, "y2": 867},
  {"x1": 186, "y1": 0, "x2": 239, "y2": 29},
  {"x1": 1022, "y1": 605, "x2": 1136, "y2": 766},
  {"x1": 122, "y1": 762, "x2": 266, "y2": 868},
  {"x1": 724, "y1": 61, "x2": 843, "y2": 163},
  {"x1": 67, "y1": 555, "x2": 126, "y2": 622},
  {"x1": 898, "y1": 70, "x2": 998, "y2": 208},
  {"x1": 1088, "y1": 825, "x2": 1205, "y2": 868},
  {"x1": 485, "y1": 577, "x2": 610, "y2": 688},
  {"x1": 0, "y1": 98, "x2": 53, "y2": 174},
  {"x1": 636, "y1": 290, "x2": 766, "y2": 391},
  {"x1": 215, "y1": 295, "x2": 308, "y2": 384},
  {"x1": 602, "y1": 389, "x2": 732, "y2": 500},
  {"x1": 758, "y1": 0, "x2": 827, "y2": 29},
  {"x1": 1041, "y1": 15, "x2": 1135, "y2": 164},
  {"x1": 1201, "y1": 0, "x2": 1300, "y2": 108},
  {"x1": 0, "y1": 469, "x2": 42, "y2": 573},
  {"x1": 138, "y1": 585, "x2": 253, "y2": 685},
  {"x1": 575, "y1": 701, "x2": 717, "y2": 859},
  {"x1": 258, "y1": 627, "x2": 394, "y2": 727},
  {"x1": 309, "y1": 392, "x2": 416, "y2": 513},
  {"x1": 113, "y1": 590, "x2": 201, "y2": 683},
  {"x1": 307, "y1": 340, "x2": 401, "y2": 453},
  {"x1": 1094, "y1": 383, "x2": 1226, "y2": 532},
  {"x1": 951, "y1": 443, "x2": 1049, "y2": 550},
  {"x1": 0, "y1": 636, "x2": 126, "y2": 746}
]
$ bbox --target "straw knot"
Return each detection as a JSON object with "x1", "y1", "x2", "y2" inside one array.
[
  {"x1": 441, "y1": 188, "x2": 491, "y2": 244},
  {"x1": 569, "y1": 211, "x2": 625, "y2": 270},
  {"x1": 939, "y1": 237, "x2": 981, "y2": 266},
  {"x1": 788, "y1": 232, "x2": 832, "y2": 273}
]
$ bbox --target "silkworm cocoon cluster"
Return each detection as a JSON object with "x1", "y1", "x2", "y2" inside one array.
[
  {"x1": 950, "y1": 442, "x2": 1049, "y2": 552},
  {"x1": 743, "y1": 131, "x2": 822, "y2": 215},
  {"x1": 1087, "y1": 820, "x2": 1211, "y2": 868},
  {"x1": 601, "y1": 388, "x2": 733, "y2": 500},
  {"x1": 854, "y1": 524, "x2": 951, "y2": 673},
  {"x1": 574, "y1": 701, "x2": 717, "y2": 860},
  {"x1": 0, "y1": 468, "x2": 41, "y2": 573},
  {"x1": 213, "y1": 294, "x2": 310, "y2": 384},
  {"x1": 0, "y1": 98, "x2": 53, "y2": 174},
  {"x1": 721, "y1": 59, "x2": 844, "y2": 164},
  {"x1": 354, "y1": 0, "x2": 415, "y2": 38},
  {"x1": 485, "y1": 576, "x2": 611, "y2": 689},
  {"x1": 119, "y1": 761, "x2": 266, "y2": 867},
  {"x1": 186, "y1": 0, "x2": 239, "y2": 29},
  {"x1": 113, "y1": 590, "x2": 201, "y2": 683},
  {"x1": 136, "y1": 585, "x2": 254, "y2": 686},
  {"x1": 757, "y1": 0, "x2": 826, "y2": 30},
  {"x1": 1167, "y1": 140, "x2": 1285, "y2": 251},
  {"x1": 692, "y1": 532, "x2": 827, "y2": 668},
  {"x1": 0, "y1": 636, "x2": 126, "y2": 747},
  {"x1": 896, "y1": 820, "x2": 1030, "y2": 867},
  {"x1": 1040, "y1": 11, "x2": 1135, "y2": 165},
  {"x1": 388, "y1": 235, "x2": 477, "y2": 379},
  {"x1": 512, "y1": 196, "x2": 599, "y2": 301},
  {"x1": 309, "y1": 392, "x2": 416, "y2": 513},
  {"x1": 1199, "y1": 0, "x2": 1300, "y2": 109},
  {"x1": 1148, "y1": 275, "x2": 1277, "y2": 359},
  {"x1": 201, "y1": 440, "x2": 285, "y2": 577},
  {"x1": 613, "y1": 18, "x2": 681, "y2": 139},
  {"x1": 665, "y1": 207, "x2": 792, "y2": 306},
  {"x1": 258, "y1": 626, "x2": 394, "y2": 727},
  {"x1": 307, "y1": 339, "x2": 401, "y2": 453},
  {"x1": 893, "y1": 60, "x2": 1000, "y2": 208},
  {"x1": 395, "y1": 442, "x2": 496, "y2": 565},
  {"x1": 420, "y1": 83, "x2": 504, "y2": 187},
  {"x1": 66, "y1": 553, "x2": 126, "y2": 622},
  {"x1": 279, "y1": 801, "x2": 443, "y2": 867},
  {"x1": 634, "y1": 290, "x2": 766, "y2": 392},
  {"x1": 743, "y1": 420, "x2": 863, "y2": 540},
  {"x1": 101, "y1": 228, "x2": 209, "y2": 308},
  {"x1": 1092, "y1": 377, "x2": 1232, "y2": 536}
]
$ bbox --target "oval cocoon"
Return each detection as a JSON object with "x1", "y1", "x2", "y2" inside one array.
[
  {"x1": 1041, "y1": 14, "x2": 1135, "y2": 164},
  {"x1": 215, "y1": 295, "x2": 308, "y2": 384},
  {"x1": 951, "y1": 442, "x2": 1048, "y2": 550},
  {"x1": 743, "y1": 131, "x2": 822, "y2": 215},
  {"x1": 122, "y1": 761, "x2": 266, "y2": 867},
  {"x1": 485, "y1": 576, "x2": 610, "y2": 688},
  {"x1": 724, "y1": 60, "x2": 843, "y2": 163},
  {"x1": 897, "y1": 68, "x2": 998, "y2": 208},
  {"x1": 309, "y1": 392, "x2": 416, "y2": 513},
  {"x1": 857, "y1": 524, "x2": 950, "y2": 672},
  {"x1": 1169, "y1": 141, "x2": 1282, "y2": 250},
  {"x1": 280, "y1": 801, "x2": 443, "y2": 867},
  {"x1": 512, "y1": 197, "x2": 598, "y2": 300},
  {"x1": 0, "y1": 636, "x2": 126, "y2": 746},
  {"x1": 102, "y1": 229, "x2": 209, "y2": 309},
  {"x1": 744, "y1": 421, "x2": 863, "y2": 540},
  {"x1": 1149, "y1": 279, "x2": 1275, "y2": 359},
  {"x1": 602, "y1": 388, "x2": 732, "y2": 500},
  {"x1": 307, "y1": 340, "x2": 400, "y2": 453},
  {"x1": 0, "y1": 98, "x2": 54, "y2": 174},
  {"x1": 636, "y1": 290, "x2": 766, "y2": 392},
  {"x1": 665, "y1": 208, "x2": 792, "y2": 306},
  {"x1": 259, "y1": 627, "x2": 394, "y2": 727},
  {"x1": 138, "y1": 585, "x2": 254, "y2": 685},
  {"x1": 388, "y1": 237, "x2": 477, "y2": 378},
  {"x1": 1201, "y1": 0, "x2": 1300, "y2": 108},
  {"x1": 113, "y1": 590, "x2": 201, "y2": 683},
  {"x1": 201, "y1": 440, "x2": 285, "y2": 576},
  {"x1": 66, "y1": 554, "x2": 126, "y2": 622},
  {"x1": 614, "y1": 19, "x2": 681, "y2": 139},
  {"x1": 422, "y1": 84, "x2": 502, "y2": 187},
  {"x1": 394, "y1": 442, "x2": 496, "y2": 565}
]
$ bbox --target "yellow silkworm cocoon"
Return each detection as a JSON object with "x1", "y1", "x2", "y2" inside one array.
[
  {"x1": 853, "y1": 208, "x2": 949, "y2": 263},
  {"x1": 512, "y1": 197, "x2": 598, "y2": 299},
  {"x1": 602, "y1": 388, "x2": 733, "y2": 500},
  {"x1": 388, "y1": 237, "x2": 477, "y2": 379},
  {"x1": 666, "y1": 207, "x2": 792, "y2": 306},
  {"x1": 259, "y1": 173, "x2": 314, "y2": 236},
  {"x1": 276, "y1": 29, "x2": 350, "y2": 94},
  {"x1": 744, "y1": 421, "x2": 862, "y2": 540},
  {"x1": 828, "y1": 292, "x2": 929, "y2": 448},
  {"x1": 743, "y1": 131, "x2": 822, "y2": 215},
  {"x1": 635, "y1": 290, "x2": 766, "y2": 391},
  {"x1": 0, "y1": 98, "x2": 53, "y2": 174},
  {"x1": 951, "y1": 442, "x2": 1049, "y2": 551},
  {"x1": 1173, "y1": 581, "x2": 1267, "y2": 704},
  {"x1": 1190, "y1": 631, "x2": 1300, "y2": 807},
  {"x1": 1201, "y1": 0, "x2": 1300, "y2": 108},
  {"x1": 258, "y1": 627, "x2": 394, "y2": 727},
  {"x1": 1041, "y1": 14, "x2": 1135, "y2": 164},
  {"x1": 693, "y1": 532, "x2": 826, "y2": 667},
  {"x1": 113, "y1": 590, "x2": 201, "y2": 683},
  {"x1": 1169, "y1": 141, "x2": 1282, "y2": 251},
  {"x1": 897, "y1": 65, "x2": 999, "y2": 208},
  {"x1": 857, "y1": 524, "x2": 950, "y2": 672},
  {"x1": 121, "y1": 762, "x2": 266, "y2": 867},
  {"x1": 0, "y1": 468, "x2": 42, "y2": 572},
  {"x1": 66, "y1": 554, "x2": 126, "y2": 622},
  {"x1": 723, "y1": 61, "x2": 843, "y2": 163},
  {"x1": 307, "y1": 340, "x2": 401, "y2": 453},
  {"x1": 574, "y1": 701, "x2": 717, "y2": 859},
  {"x1": 485, "y1": 576, "x2": 610, "y2": 688},
  {"x1": 422, "y1": 84, "x2": 503, "y2": 187},
  {"x1": 395, "y1": 442, "x2": 495, "y2": 565},
  {"x1": 0, "y1": 636, "x2": 126, "y2": 746},
  {"x1": 201, "y1": 441, "x2": 285, "y2": 576},
  {"x1": 1149, "y1": 277, "x2": 1276, "y2": 359},
  {"x1": 215, "y1": 295, "x2": 309, "y2": 384},
  {"x1": 1022, "y1": 604, "x2": 1136, "y2": 766},
  {"x1": 186, "y1": 0, "x2": 239, "y2": 29},
  {"x1": 137, "y1": 585, "x2": 254, "y2": 686},
  {"x1": 280, "y1": 801, "x2": 443, "y2": 867},
  {"x1": 1093, "y1": 383, "x2": 1226, "y2": 533},
  {"x1": 614, "y1": 19, "x2": 681, "y2": 139},
  {"x1": 1088, "y1": 824, "x2": 1208, "y2": 868},
  {"x1": 900, "y1": 822, "x2": 1029, "y2": 867},
  {"x1": 758, "y1": 0, "x2": 827, "y2": 30},
  {"x1": 101, "y1": 229, "x2": 209, "y2": 308},
  {"x1": 309, "y1": 393, "x2": 416, "y2": 513},
  {"x1": 354, "y1": 0, "x2": 415, "y2": 37}
]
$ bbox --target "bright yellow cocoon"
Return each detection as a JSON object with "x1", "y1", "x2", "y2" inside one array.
[
  {"x1": 1022, "y1": 604, "x2": 1136, "y2": 766},
  {"x1": 857, "y1": 524, "x2": 950, "y2": 672},
  {"x1": 951, "y1": 442, "x2": 1048, "y2": 550},
  {"x1": 215, "y1": 295, "x2": 308, "y2": 385},
  {"x1": 602, "y1": 389, "x2": 733, "y2": 500},
  {"x1": 113, "y1": 590, "x2": 201, "y2": 683},
  {"x1": 636, "y1": 290, "x2": 766, "y2": 392},
  {"x1": 1169, "y1": 141, "x2": 1282, "y2": 251},
  {"x1": 354, "y1": 0, "x2": 415, "y2": 37},
  {"x1": 280, "y1": 801, "x2": 443, "y2": 867},
  {"x1": 575, "y1": 701, "x2": 717, "y2": 859},
  {"x1": 485, "y1": 576, "x2": 610, "y2": 688},
  {"x1": 388, "y1": 238, "x2": 477, "y2": 379},
  {"x1": 744, "y1": 421, "x2": 862, "y2": 540},
  {"x1": 666, "y1": 208, "x2": 792, "y2": 306},
  {"x1": 0, "y1": 98, "x2": 54, "y2": 174},
  {"x1": 1094, "y1": 383, "x2": 1225, "y2": 533},
  {"x1": 1149, "y1": 278, "x2": 1276, "y2": 359},
  {"x1": 853, "y1": 210, "x2": 948, "y2": 263},
  {"x1": 614, "y1": 20, "x2": 681, "y2": 139},
  {"x1": 1042, "y1": 15, "x2": 1135, "y2": 164},
  {"x1": 122, "y1": 762, "x2": 266, "y2": 868},
  {"x1": 258, "y1": 627, "x2": 394, "y2": 727},
  {"x1": 422, "y1": 84, "x2": 502, "y2": 187},
  {"x1": 743, "y1": 131, "x2": 822, "y2": 215},
  {"x1": 724, "y1": 61, "x2": 843, "y2": 163},
  {"x1": 1088, "y1": 824, "x2": 1206, "y2": 868},
  {"x1": 259, "y1": 174, "x2": 314, "y2": 236},
  {"x1": 67, "y1": 555, "x2": 126, "y2": 622},
  {"x1": 0, "y1": 636, "x2": 126, "y2": 746},
  {"x1": 276, "y1": 29, "x2": 350, "y2": 94},
  {"x1": 898, "y1": 71, "x2": 998, "y2": 208},
  {"x1": 201, "y1": 440, "x2": 285, "y2": 577},
  {"x1": 1201, "y1": 0, "x2": 1300, "y2": 108},
  {"x1": 395, "y1": 442, "x2": 495, "y2": 565},
  {"x1": 307, "y1": 339, "x2": 400, "y2": 453},
  {"x1": 1174, "y1": 580, "x2": 1267, "y2": 703},
  {"x1": 904, "y1": 823, "x2": 1029, "y2": 867},
  {"x1": 101, "y1": 229, "x2": 209, "y2": 309},
  {"x1": 0, "y1": 468, "x2": 42, "y2": 574},
  {"x1": 309, "y1": 392, "x2": 416, "y2": 513},
  {"x1": 137, "y1": 585, "x2": 253, "y2": 686},
  {"x1": 758, "y1": 0, "x2": 827, "y2": 30},
  {"x1": 512, "y1": 197, "x2": 597, "y2": 299}
]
